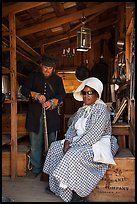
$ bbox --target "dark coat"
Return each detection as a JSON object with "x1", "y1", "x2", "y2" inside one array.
[{"x1": 21, "y1": 70, "x2": 65, "y2": 134}]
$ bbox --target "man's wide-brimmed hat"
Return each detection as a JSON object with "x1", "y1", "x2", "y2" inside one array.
[
  {"x1": 41, "y1": 56, "x2": 56, "y2": 67},
  {"x1": 73, "y1": 77, "x2": 103, "y2": 101}
]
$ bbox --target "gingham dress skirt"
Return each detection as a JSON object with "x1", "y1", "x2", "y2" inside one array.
[{"x1": 43, "y1": 137, "x2": 118, "y2": 202}]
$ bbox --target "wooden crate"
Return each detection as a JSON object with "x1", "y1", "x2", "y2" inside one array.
[
  {"x1": 86, "y1": 148, "x2": 135, "y2": 202},
  {"x1": 2, "y1": 145, "x2": 29, "y2": 177}
]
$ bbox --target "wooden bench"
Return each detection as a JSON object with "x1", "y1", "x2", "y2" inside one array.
[
  {"x1": 112, "y1": 122, "x2": 130, "y2": 148},
  {"x1": 86, "y1": 148, "x2": 135, "y2": 202}
]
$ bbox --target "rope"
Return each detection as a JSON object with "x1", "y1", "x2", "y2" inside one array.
[{"x1": 27, "y1": 153, "x2": 32, "y2": 171}]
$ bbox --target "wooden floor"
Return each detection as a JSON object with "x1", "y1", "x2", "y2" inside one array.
[{"x1": 2, "y1": 175, "x2": 64, "y2": 202}]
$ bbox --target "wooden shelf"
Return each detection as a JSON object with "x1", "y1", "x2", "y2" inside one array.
[
  {"x1": 2, "y1": 113, "x2": 28, "y2": 137},
  {"x1": 4, "y1": 99, "x2": 12, "y2": 103},
  {"x1": 2, "y1": 24, "x2": 41, "y2": 62},
  {"x1": 2, "y1": 134, "x2": 28, "y2": 146},
  {"x1": 2, "y1": 66, "x2": 27, "y2": 79},
  {"x1": 2, "y1": 66, "x2": 10, "y2": 74},
  {"x1": 4, "y1": 99, "x2": 29, "y2": 103},
  {"x1": 112, "y1": 122, "x2": 130, "y2": 136},
  {"x1": 112, "y1": 122, "x2": 130, "y2": 148}
]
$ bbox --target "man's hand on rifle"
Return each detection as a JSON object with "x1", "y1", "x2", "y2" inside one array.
[
  {"x1": 42, "y1": 100, "x2": 52, "y2": 110},
  {"x1": 37, "y1": 94, "x2": 46, "y2": 104},
  {"x1": 31, "y1": 91, "x2": 46, "y2": 104}
]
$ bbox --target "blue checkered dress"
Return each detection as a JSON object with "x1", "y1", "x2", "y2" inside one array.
[{"x1": 43, "y1": 101, "x2": 119, "y2": 202}]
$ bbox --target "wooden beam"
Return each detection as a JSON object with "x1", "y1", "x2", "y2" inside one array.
[
  {"x1": 45, "y1": 32, "x2": 111, "y2": 54},
  {"x1": 16, "y1": 36, "x2": 41, "y2": 60},
  {"x1": 51, "y1": 2, "x2": 70, "y2": 33},
  {"x1": 31, "y1": 17, "x2": 115, "y2": 49},
  {"x1": 16, "y1": 50, "x2": 39, "y2": 66},
  {"x1": 9, "y1": 13, "x2": 17, "y2": 180},
  {"x1": 2, "y1": 24, "x2": 41, "y2": 60},
  {"x1": 90, "y1": 17, "x2": 117, "y2": 32},
  {"x1": 32, "y1": 32, "x2": 76, "y2": 49},
  {"x1": 2, "y1": 40, "x2": 39, "y2": 66},
  {"x1": 2, "y1": 66, "x2": 28, "y2": 79},
  {"x1": 118, "y1": 3, "x2": 126, "y2": 39},
  {"x1": 17, "y1": 2, "x2": 121, "y2": 37},
  {"x1": 2, "y1": 2, "x2": 49, "y2": 17},
  {"x1": 68, "y1": 11, "x2": 103, "y2": 34},
  {"x1": 126, "y1": 18, "x2": 132, "y2": 35}
]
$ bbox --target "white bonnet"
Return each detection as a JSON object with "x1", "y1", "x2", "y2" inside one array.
[{"x1": 73, "y1": 77, "x2": 103, "y2": 101}]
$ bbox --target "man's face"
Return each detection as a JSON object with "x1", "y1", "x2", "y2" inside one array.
[{"x1": 40, "y1": 64, "x2": 54, "y2": 77}]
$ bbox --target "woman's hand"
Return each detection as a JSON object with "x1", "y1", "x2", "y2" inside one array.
[{"x1": 63, "y1": 140, "x2": 70, "y2": 154}]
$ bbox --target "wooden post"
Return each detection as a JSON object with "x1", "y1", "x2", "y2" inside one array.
[
  {"x1": 40, "y1": 44, "x2": 45, "y2": 55},
  {"x1": 9, "y1": 13, "x2": 17, "y2": 180}
]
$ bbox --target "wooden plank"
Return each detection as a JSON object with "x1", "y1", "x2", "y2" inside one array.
[
  {"x1": 16, "y1": 49, "x2": 39, "y2": 66},
  {"x1": 2, "y1": 24, "x2": 41, "y2": 62},
  {"x1": 17, "y1": 2, "x2": 121, "y2": 37},
  {"x1": 9, "y1": 13, "x2": 17, "y2": 180},
  {"x1": 2, "y1": 134, "x2": 28, "y2": 146},
  {"x1": 112, "y1": 123, "x2": 130, "y2": 148},
  {"x1": 33, "y1": 29, "x2": 111, "y2": 49},
  {"x1": 2, "y1": 66, "x2": 27, "y2": 79},
  {"x1": 16, "y1": 36, "x2": 41, "y2": 60},
  {"x1": 2, "y1": 2, "x2": 48, "y2": 17},
  {"x1": 112, "y1": 123, "x2": 130, "y2": 135},
  {"x1": 126, "y1": 19, "x2": 132, "y2": 81},
  {"x1": 117, "y1": 136, "x2": 126, "y2": 148}
]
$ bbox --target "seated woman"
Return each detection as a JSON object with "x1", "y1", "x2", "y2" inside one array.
[{"x1": 42, "y1": 77, "x2": 119, "y2": 202}]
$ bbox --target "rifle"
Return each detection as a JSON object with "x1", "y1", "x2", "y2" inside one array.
[
  {"x1": 40, "y1": 107, "x2": 49, "y2": 182},
  {"x1": 43, "y1": 107, "x2": 49, "y2": 152}
]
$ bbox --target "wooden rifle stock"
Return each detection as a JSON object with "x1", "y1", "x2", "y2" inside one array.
[{"x1": 43, "y1": 107, "x2": 49, "y2": 152}]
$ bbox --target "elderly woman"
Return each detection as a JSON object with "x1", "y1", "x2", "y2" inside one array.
[{"x1": 42, "y1": 77, "x2": 119, "y2": 202}]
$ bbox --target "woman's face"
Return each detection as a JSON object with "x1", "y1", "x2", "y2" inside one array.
[{"x1": 81, "y1": 85, "x2": 98, "y2": 105}]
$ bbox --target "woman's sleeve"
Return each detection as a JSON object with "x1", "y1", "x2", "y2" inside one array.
[{"x1": 64, "y1": 108, "x2": 81, "y2": 143}]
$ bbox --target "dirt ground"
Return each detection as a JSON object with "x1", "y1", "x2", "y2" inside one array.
[{"x1": 2, "y1": 175, "x2": 64, "y2": 202}]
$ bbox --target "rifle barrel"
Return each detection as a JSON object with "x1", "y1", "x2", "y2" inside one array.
[{"x1": 43, "y1": 108, "x2": 48, "y2": 152}]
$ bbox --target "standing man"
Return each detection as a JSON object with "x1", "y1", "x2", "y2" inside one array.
[{"x1": 21, "y1": 56, "x2": 65, "y2": 178}]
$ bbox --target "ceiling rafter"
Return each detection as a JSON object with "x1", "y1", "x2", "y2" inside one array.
[
  {"x1": 51, "y1": 2, "x2": 70, "y2": 33},
  {"x1": 2, "y1": 2, "x2": 49, "y2": 17},
  {"x1": 17, "y1": 2, "x2": 121, "y2": 37},
  {"x1": 30, "y1": 17, "x2": 116, "y2": 49}
]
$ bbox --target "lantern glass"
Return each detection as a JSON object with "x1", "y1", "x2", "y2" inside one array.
[{"x1": 77, "y1": 27, "x2": 91, "y2": 51}]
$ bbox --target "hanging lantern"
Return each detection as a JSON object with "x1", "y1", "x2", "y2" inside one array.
[{"x1": 77, "y1": 26, "x2": 91, "y2": 52}]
